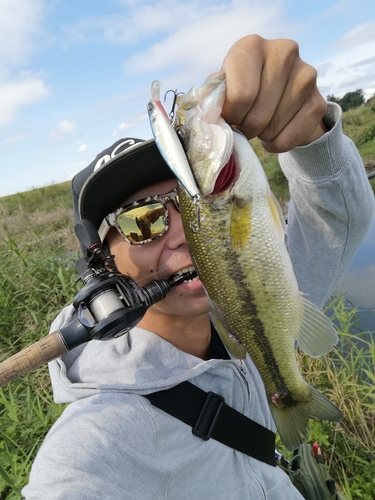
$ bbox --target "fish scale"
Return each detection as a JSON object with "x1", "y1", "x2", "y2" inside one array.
[{"x1": 179, "y1": 187, "x2": 298, "y2": 390}]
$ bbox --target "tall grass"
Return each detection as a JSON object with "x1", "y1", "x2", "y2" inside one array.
[
  {"x1": 0, "y1": 183, "x2": 80, "y2": 499},
  {"x1": 0, "y1": 183, "x2": 374, "y2": 499},
  {"x1": 342, "y1": 96, "x2": 375, "y2": 164},
  {"x1": 273, "y1": 296, "x2": 375, "y2": 499},
  {"x1": 298, "y1": 296, "x2": 375, "y2": 499}
]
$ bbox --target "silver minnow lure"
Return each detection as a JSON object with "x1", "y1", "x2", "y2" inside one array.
[{"x1": 147, "y1": 80, "x2": 199, "y2": 199}]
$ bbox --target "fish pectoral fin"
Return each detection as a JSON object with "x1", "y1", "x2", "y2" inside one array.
[
  {"x1": 269, "y1": 384, "x2": 342, "y2": 451},
  {"x1": 267, "y1": 189, "x2": 287, "y2": 238},
  {"x1": 296, "y1": 297, "x2": 339, "y2": 357},
  {"x1": 212, "y1": 312, "x2": 247, "y2": 359}
]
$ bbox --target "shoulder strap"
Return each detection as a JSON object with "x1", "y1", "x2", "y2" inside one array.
[{"x1": 144, "y1": 381, "x2": 276, "y2": 467}]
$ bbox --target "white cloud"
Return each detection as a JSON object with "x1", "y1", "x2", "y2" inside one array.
[
  {"x1": 112, "y1": 113, "x2": 148, "y2": 136},
  {"x1": 78, "y1": 143, "x2": 88, "y2": 152},
  {"x1": 49, "y1": 120, "x2": 76, "y2": 143},
  {"x1": 122, "y1": 1, "x2": 287, "y2": 81},
  {"x1": 61, "y1": 1, "x2": 218, "y2": 47},
  {"x1": 334, "y1": 22, "x2": 375, "y2": 49},
  {"x1": 346, "y1": 55, "x2": 375, "y2": 70},
  {"x1": 0, "y1": 0, "x2": 44, "y2": 75},
  {"x1": 59, "y1": 0, "x2": 288, "y2": 88},
  {"x1": 316, "y1": 23, "x2": 375, "y2": 99},
  {"x1": 118, "y1": 122, "x2": 133, "y2": 130},
  {"x1": 59, "y1": 120, "x2": 75, "y2": 133},
  {"x1": 0, "y1": 0, "x2": 48, "y2": 127},
  {"x1": 316, "y1": 62, "x2": 332, "y2": 78},
  {"x1": 3, "y1": 132, "x2": 31, "y2": 144},
  {"x1": 0, "y1": 77, "x2": 49, "y2": 127}
]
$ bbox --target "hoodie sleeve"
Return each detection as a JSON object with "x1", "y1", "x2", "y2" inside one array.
[{"x1": 279, "y1": 101, "x2": 375, "y2": 308}]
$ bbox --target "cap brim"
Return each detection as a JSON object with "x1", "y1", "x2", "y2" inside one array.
[{"x1": 79, "y1": 139, "x2": 175, "y2": 229}]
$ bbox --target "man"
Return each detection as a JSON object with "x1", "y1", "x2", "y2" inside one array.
[{"x1": 23, "y1": 35, "x2": 374, "y2": 499}]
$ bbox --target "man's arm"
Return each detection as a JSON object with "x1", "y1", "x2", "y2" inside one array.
[{"x1": 280, "y1": 101, "x2": 374, "y2": 307}]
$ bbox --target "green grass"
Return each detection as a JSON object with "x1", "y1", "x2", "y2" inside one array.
[
  {"x1": 342, "y1": 96, "x2": 375, "y2": 164},
  {"x1": 0, "y1": 141, "x2": 374, "y2": 497},
  {"x1": 0, "y1": 182, "x2": 73, "y2": 215},
  {"x1": 0, "y1": 184, "x2": 80, "y2": 499},
  {"x1": 276, "y1": 296, "x2": 375, "y2": 499}
]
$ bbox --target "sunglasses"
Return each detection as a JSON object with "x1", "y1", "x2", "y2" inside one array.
[{"x1": 98, "y1": 188, "x2": 180, "y2": 245}]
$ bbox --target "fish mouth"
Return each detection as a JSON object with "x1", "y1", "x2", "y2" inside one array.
[{"x1": 211, "y1": 153, "x2": 239, "y2": 195}]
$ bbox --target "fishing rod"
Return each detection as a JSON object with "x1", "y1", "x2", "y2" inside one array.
[
  {"x1": 0, "y1": 219, "x2": 196, "y2": 388},
  {"x1": 1, "y1": 168, "x2": 372, "y2": 388}
]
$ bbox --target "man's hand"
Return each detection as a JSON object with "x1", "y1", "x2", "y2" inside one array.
[{"x1": 219, "y1": 35, "x2": 327, "y2": 153}]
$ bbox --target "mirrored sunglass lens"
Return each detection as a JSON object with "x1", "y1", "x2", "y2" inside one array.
[{"x1": 117, "y1": 202, "x2": 167, "y2": 243}]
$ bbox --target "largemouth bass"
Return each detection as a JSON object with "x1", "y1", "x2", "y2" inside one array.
[{"x1": 149, "y1": 76, "x2": 342, "y2": 450}]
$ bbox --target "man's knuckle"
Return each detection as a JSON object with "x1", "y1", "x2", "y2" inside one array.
[
  {"x1": 272, "y1": 39, "x2": 300, "y2": 64},
  {"x1": 300, "y1": 64, "x2": 318, "y2": 88}
]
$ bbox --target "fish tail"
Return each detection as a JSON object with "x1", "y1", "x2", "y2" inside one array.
[{"x1": 269, "y1": 385, "x2": 343, "y2": 451}]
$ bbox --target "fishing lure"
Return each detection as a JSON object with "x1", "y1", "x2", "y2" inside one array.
[{"x1": 147, "y1": 80, "x2": 199, "y2": 199}]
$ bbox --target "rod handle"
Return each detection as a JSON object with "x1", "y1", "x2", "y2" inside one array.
[{"x1": 0, "y1": 331, "x2": 68, "y2": 387}]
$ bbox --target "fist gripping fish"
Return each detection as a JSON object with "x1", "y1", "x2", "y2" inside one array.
[{"x1": 148, "y1": 76, "x2": 342, "y2": 451}]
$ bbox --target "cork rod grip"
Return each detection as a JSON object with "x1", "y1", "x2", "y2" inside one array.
[{"x1": 0, "y1": 331, "x2": 68, "y2": 387}]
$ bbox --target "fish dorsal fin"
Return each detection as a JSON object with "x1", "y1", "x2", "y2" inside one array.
[
  {"x1": 267, "y1": 189, "x2": 287, "y2": 238},
  {"x1": 212, "y1": 312, "x2": 247, "y2": 359},
  {"x1": 296, "y1": 297, "x2": 339, "y2": 357}
]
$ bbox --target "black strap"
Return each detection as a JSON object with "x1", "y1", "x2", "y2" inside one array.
[{"x1": 144, "y1": 381, "x2": 276, "y2": 467}]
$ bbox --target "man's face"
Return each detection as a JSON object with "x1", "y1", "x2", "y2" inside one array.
[{"x1": 105, "y1": 179, "x2": 210, "y2": 321}]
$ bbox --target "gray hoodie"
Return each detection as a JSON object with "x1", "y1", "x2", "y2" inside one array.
[{"x1": 23, "y1": 103, "x2": 374, "y2": 499}]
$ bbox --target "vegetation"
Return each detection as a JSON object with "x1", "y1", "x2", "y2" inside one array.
[
  {"x1": 251, "y1": 92, "x2": 375, "y2": 192},
  {"x1": 341, "y1": 94, "x2": 375, "y2": 171},
  {"x1": 0, "y1": 96, "x2": 374, "y2": 498},
  {"x1": 327, "y1": 89, "x2": 365, "y2": 113},
  {"x1": 276, "y1": 296, "x2": 375, "y2": 499},
  {"x1": 0, "y1": 183, "x2": 80, "y2": 499}
]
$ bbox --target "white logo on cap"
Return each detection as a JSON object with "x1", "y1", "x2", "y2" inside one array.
[{"x1": 93, "y1": 139, "x2": 138, "y2": 172}]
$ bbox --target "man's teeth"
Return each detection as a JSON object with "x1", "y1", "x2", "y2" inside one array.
[{"x1": 176, "y1": 267, "x2": 199, "y2": 281}]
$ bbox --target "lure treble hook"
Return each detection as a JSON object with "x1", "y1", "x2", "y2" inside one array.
[
  {"x1": 164, "y1": 89, "x2": 184, "y2": 123},
  {"x1": 148, "y1": 81, "x2": 199, "y2": 199}
]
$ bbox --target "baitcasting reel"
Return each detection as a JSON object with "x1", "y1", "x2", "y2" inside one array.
[{"x1": 0, "y1": 219, "x2": 196, "y2": 387}]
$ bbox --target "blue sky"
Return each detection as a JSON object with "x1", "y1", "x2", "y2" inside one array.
[{"x1": 1, "y1": 0, "x2": 375, "y2": 196}]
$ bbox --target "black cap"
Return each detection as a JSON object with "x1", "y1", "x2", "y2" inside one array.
[{"x1": 71, "y1": 137, "x2": 175, "y2": 230}]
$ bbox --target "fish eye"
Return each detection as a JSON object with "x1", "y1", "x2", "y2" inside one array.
[
  {"x1": 176, "y1": 127, "x2": 185, "y2": 142},
  {"x1": 147, "y1": 102, "x2": 154, "y2": 113}
]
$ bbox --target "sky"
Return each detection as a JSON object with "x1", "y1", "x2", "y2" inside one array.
[{"x1": 0, "y1": 0, "x2": 375, "y2": 196}]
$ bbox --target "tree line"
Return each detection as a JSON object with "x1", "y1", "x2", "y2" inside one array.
[{"x1": 327, "y1": 89, "x2": 365, "y2": 112}]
